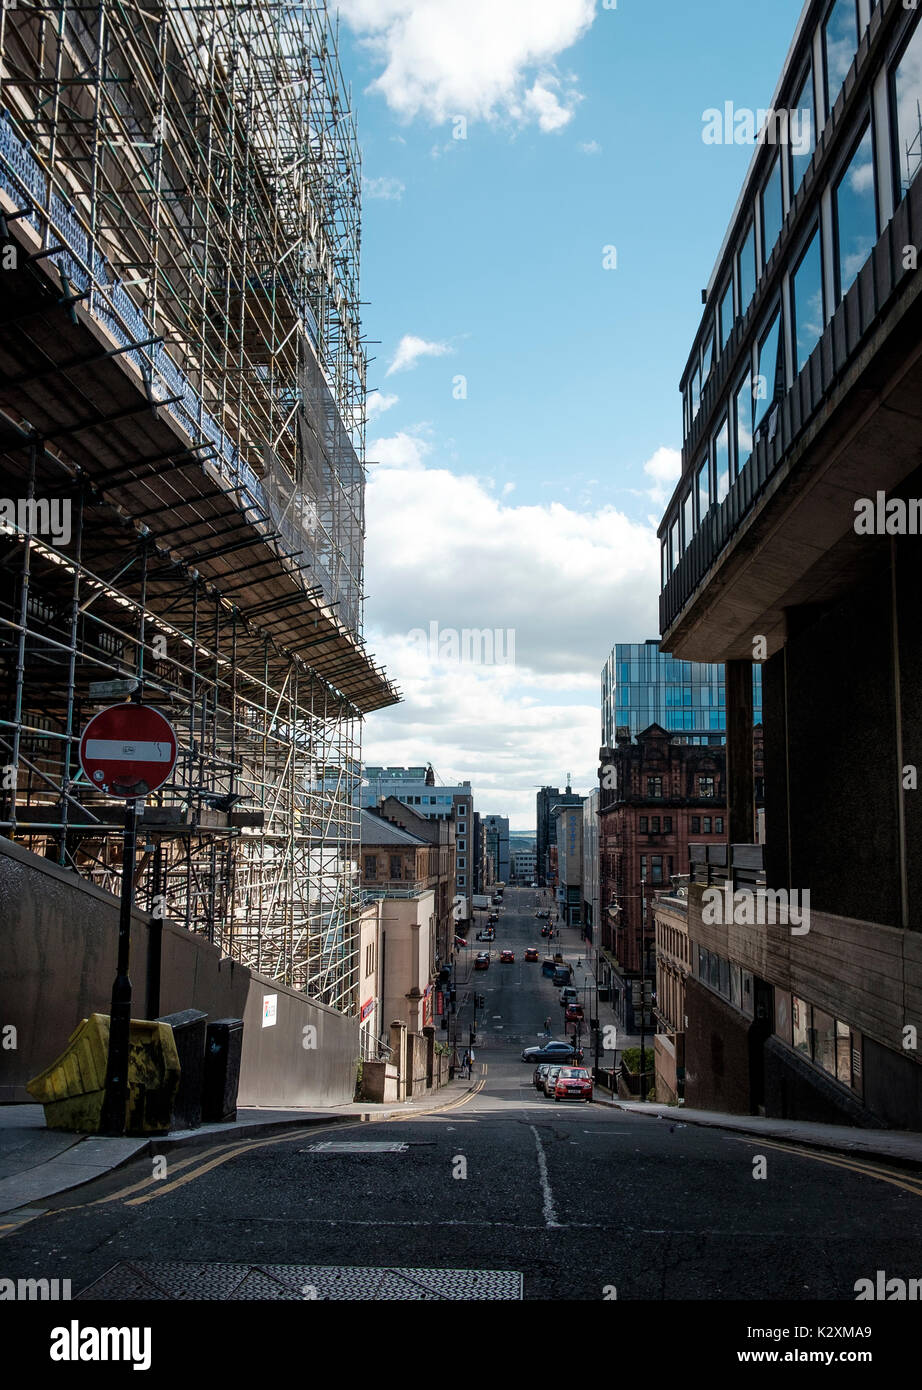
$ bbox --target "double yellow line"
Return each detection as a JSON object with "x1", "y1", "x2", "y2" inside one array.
[{"x1": 733, "y1": 1134, "x2": 922, "y2": 1199}]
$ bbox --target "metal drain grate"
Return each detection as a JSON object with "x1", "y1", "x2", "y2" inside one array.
[
  {"x1": 76, "y1": 1262, "x2": 523, "y2": 1301},
  {"x1": 301, "y1": 1141, "x2": 410, "y2": 1154}
]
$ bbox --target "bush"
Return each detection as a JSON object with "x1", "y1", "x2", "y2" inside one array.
[{"x1": 620, "y1": 1047, "x2": 653, "y2": 1075}]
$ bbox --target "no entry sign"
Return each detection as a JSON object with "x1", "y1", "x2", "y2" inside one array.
[{"x1": 79, "y1": 703, "x2": 177, "y2": 799}]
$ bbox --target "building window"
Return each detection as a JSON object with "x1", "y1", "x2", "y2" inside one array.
[
  {"x1": 683, "y1": 489, "x2": 694, "y2": 549},
  {"x1": 793, "y1": 225, "x2": 824, "y2": 373},
  {"x1": 389, "y1": 855, "x2": 402, "y2": 880},
  {"x1": 458, "y1": 839, "x2": 466, "y2": 851},
  {"x1": 670, "y1": 518, "x2": 680, "y2": 572},
  {"x1": 691, "y1": 816, "x2": 701, "y2": 833},
  {"x1": 699, "y1": 776, "x2": 715, "y2": 798},
  {"x1": 697, "y1": 456, "x2": 710, "y2": 523},
  {"x1": 651, "y1": 855, "x2": 663, "y2": 884},
  {"x1": 761, "y1": 153, "x2": 783, "y2": 263},
  {"x1": 715, "y1": 816, "x2": 724, "y2": 833},
  {"x1": 640, "y1": 855, "x2": 647, "y2": 881},
  {"x1": 691, "y1": 364, "x2": 701, "y2": 422},
  {"x1": 715, "y1": 416, "x2": 730, "y2": 503},
  {"x1": 893, "y1": 19, "x2": 922, "y2": 200},
  {"x1": 647, "y1": 776, "x2": 663, "y2": 797},
  {"x1": 364, "y1": 855, "x2": 377, "y2": 878},
  {"x1": 793, "y1": 996, "x2": 811, "y2": 1055},
  {"x1": 651, "y1": 816, "x2": 661, "y2": 832},
  {"x1": 702, "y1": 817, "x2": 712, "y2": 833},
  {"x1": 458, "y1": 875, "x2": 466, "y2": 887},
  {"x1": 719, "y1": 278, "x2": 734, "y2": 348},
  {"x1": 639, "y1": 816, "x2": 649, "y2": 832},
  {"x1": 734, "y1": 367, "x2": 753, "y2": 477},
  {"x1": 457, "y1": 856, "x2": 466, "y2": 868},
  {"x1": 754, "y1": 307, "x2": 783, "y2": 430},
  {"x1": 737, "y1": 221, "x2": 756, "y2": 317},
  {"x1": 365, "y1": 942, "x2": 375, "y2": 976},
  {"x1": 791, "y1": 65, "x2": 816, "y2": 193},
  {"x1": 702, "y1": 327, "x2": 715, "y2": 385},
  {"x1": 663, "y1": 816, "x2": 672, "y2": 832},
  {"x1": 812, "y1": 1007, "x2": 837, "y2": 1075},
  {"x1": 823, "y1": 0, "x2": 859, "y2": 116},
  {"x1": 834, "y1": 122, "x2": 877, "y2": 301}
]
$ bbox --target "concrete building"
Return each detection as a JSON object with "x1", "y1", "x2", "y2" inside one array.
[
  {"x1": 658, "y1": 0, "x2": 922, "y2": 1128},
  {"x1": 653, "y1": 889, "x2": 690, "y2": 1105},
  {"x1": 581, "y1": 790, "x2": 600, "y2": 943},
  {"x1": 360, "y1": 767, "x2": 475, "y2": 921},
  {"x1": 484, "y1": 815, "x2": 510, "y2": 885},
  {"x1": 553, "y1": 800, "x2": 585, "y2": 927},
  {"x1": 536, "y1": 783, "x2": 582, "y2": 886},
  {"x1": 511, "y1": 847, "x2": 537, "y2": 883},
  {"x1": 373, "y1": 797, "x2": 456, "y2": 966}
]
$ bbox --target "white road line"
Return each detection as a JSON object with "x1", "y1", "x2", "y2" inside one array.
[{"x1": 529, "y1": 1124, "x2": 561, "y2": 1229}]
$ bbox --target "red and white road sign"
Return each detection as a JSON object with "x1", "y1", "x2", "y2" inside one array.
[{"x1": 79, "y1": 704, "x2": 178, "y2": 800}]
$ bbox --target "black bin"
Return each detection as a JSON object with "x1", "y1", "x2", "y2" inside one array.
[
  {"x1": 157, "y1": 1008, "x2": 207, "y2": 1130},
  {"x1": 203, "y1": 1018, "x2": 244, "y2": 1122}
]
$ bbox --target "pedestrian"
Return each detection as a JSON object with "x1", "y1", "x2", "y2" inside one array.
[{"x1": 544, "y1": 1015, "x2": 551, "y2": 1036}]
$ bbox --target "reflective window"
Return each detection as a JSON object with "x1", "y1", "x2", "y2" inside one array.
[
  {"x1": 792, "y1": 226, "x2": 824, "y2": 373},
  {"x1": 720, "y1": 279, "x2": 734, "y2": 348},
  {"x1": 754, "y1": 308, "x2": 782, "y2": 429},
  {"x1": 702, "y1": 328, "x2": 714, "y2": 385},
  {"x1": 735, "y1": 368, "x2": 753, "y2": 476},
  {"x1": 793, "y1": 996, "x2": 811, "y2": 1055},
  {"x1": 835, "y1": 123, "x2": 876, "y2": 299},
  {"x1": 836, "y1": 1020, "x2": 852, "y2": 1086},
  {"x1": 697, "y1": 456, "x2": 710, "y2": 521},
  {"x1": 683, "y1": 490, "x2": 694, "y2": 549},
  {"x1": 812, "y1": 1007, "x2": 837, "y2": 1075},
  {"x1": 691, "y1": 365, "x2": 701, "y2": 421},
  {"x1": 715, "y1": 417, "x2": 730, "y2": 502},
  {"x1": 823, "y1": 0, "x2": 859, "y2": 115},
  {"x1": 738, "y1": 222, "x2": 756, "y2": 315},
  {"x1": 761, "y1": 154, "x2": 783, "y2": 263},
  {"x1": 670, "y1": 519, "x2": 679, "y2": 571},
  {"x1": 791, "y1": 67, "x2": 815, "y2": 193},
  {"x1": 892, "y1": 20, "x2": 922, "y2": 201}
]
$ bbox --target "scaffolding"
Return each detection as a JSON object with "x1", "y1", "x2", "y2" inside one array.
[{"x1": 0, "y1": 1, "x2": 399, "y2": 1012}]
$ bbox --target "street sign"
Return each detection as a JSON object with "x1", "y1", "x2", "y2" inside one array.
[{"x1": 79, "y1": 703, "x2": 177, "y2": 799}]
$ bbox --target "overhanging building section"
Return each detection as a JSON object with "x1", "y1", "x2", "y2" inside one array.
[{"x1": 0, "y1": 1, "x2": 400, "y2": 1012}]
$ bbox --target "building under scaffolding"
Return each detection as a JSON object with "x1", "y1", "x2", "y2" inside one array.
[{"x1": 0, "y1": 1, "x2": 400, "y2": 1013}]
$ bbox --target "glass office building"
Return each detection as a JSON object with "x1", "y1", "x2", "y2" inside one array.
[{"x1": 601, "y1": 639, "x2": 762, "y2": 746}]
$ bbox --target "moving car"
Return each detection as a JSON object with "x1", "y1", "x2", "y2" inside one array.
[
  {"x1": 524, "y1": 947, "x2": 539, "y2": 962},
  {"x1": 540, "y1": 925, "x2": 552, "y2": 937},
  {"x1": 500, "y1": 949, "x2": 514, "y2": 963},
  {"x1": 476, "y1": 928, "x2": 495, "y2": 941},
  {"x1": 454, "y1": 936, "x2": 467, "y2": 948},
  {"x1": 474, "y1": 952, "x2": 490, "y2": 970},
  {"x1": 560, "y1": 986, "x2": 579, "y2": 1007},
  {"x1": 565, "y1": 1003, "x2": 584, "y2": 1023},
  {"x1": 552, "y1": 965, "x2": 572, "y2": 986},
  {"x1": 554, "y1": 1067, "x2": 593, "y2": 1102},
  {"x1": 520, "y1": 1040, "x2": 576, "y2": 1063}
]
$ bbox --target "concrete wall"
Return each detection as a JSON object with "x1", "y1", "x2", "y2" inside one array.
[
  {"x1": 0, "y1": 836, "x2": 358, "y2": 1108},
  {"x1": 684, "y1": 977, "x2": 752, "y2": 1114},
  {"x1": 380, "y1": 891, "x2": 435, "y2": 1033}
]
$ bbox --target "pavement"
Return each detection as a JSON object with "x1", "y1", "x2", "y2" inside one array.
[{"x1": 0, "y1": 1074, "x2": 481, "y2": 1217}]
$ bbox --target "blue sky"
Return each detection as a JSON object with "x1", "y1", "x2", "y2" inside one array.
[{"x1": 335, "y1": 0, "x2": 805, "y2": 827}]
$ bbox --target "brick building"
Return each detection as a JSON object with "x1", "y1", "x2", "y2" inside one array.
[{"x1": 598, "y1": 723, "x2": 763, "y2": 1032}]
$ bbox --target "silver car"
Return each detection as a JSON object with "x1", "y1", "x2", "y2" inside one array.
[{"x1": 542, "y1": 1064, "x2": 564, "y2": 1097}]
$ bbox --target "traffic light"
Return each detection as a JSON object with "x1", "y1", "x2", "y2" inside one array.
[{"x1": 476, "y1": 993, "x2": 485, "y2": 1008}]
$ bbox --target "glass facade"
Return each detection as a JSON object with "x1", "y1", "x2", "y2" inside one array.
[
  {"x1": 894, "y1": 20, "x2": 922, "y2": 200},
  {"x1": 601, "y1": 639, "x2": 763, "y2": 746},
  {"x1": 834, "y1": 123, "x2": 876, "y2": 299}
]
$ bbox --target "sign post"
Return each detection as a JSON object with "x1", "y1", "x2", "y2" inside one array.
[{"x1": 79, "y1": 704, "x2": 177, "y2": 1136}]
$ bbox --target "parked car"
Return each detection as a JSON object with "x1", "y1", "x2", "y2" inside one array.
[
  {"x1": 553, "y1": 1067, "x2": 593, "y2": 1103},
  {"x1": 500, "y1": 949, "x2": 514, "y2": 963},
  {"x1": 542, "y1": 1064, "x2": 565, "y2": 1097},
  {"x1": 524, "y1": 947, "x2": 539, "y2": 962},
  {"x1": 520, "y1": 1040, "x2": 576, "y2": 1063},
  {"x1": 565, "y1": 1003, "x2": 584, "y2": 1023},
  {"x1": 474, "y1": 952, "x2": 490, "y2": 970},
  {"x1": 533, "y1": 1062, "x2": 551, "y2": 1090},
  {"x1": 454, "y1": 936, "x2": 467, "y2": 948},
  {"x1": 560, "y1": 986, "x2": 579, "y2": 1007},
  {"x1": 552, "y1": 965, "x2": 571, "y2": 986},
  {"x1": 541, "y1": 958, "x2": 557, "y2": 977}
]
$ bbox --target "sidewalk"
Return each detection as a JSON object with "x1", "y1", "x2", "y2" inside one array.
[
  {"x1": 593, "y1": 1095, "x2": 922, "y2": 1168},
  {"x1": 0, "y1": 1074, "x2": 480, "y2": 1216}
]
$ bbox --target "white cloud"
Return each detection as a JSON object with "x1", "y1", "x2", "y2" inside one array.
[
  {"x1": 385, "y1": 333, "x2": 453, "y2": 376},
  {"x1": 642, "y1": 445, "x2": 682, "y2": 508},
  {"x1": 502, "y1": 481, "x2": 515, "y2": 496},
  {"x1": 365, "y1": 391, "x2": 400, "y2": 420},
  {"x1": 337, "y1": 0, "x2": 595, "y2": 130},
  {"x1": 579, "y1": 139, "x2": 602, "y2": 155},
  {"x1": 362, "y1": 429, "x2": 663, "y2": 822},
  {"x1": 363, "y1": 174, "x2": 406, "y2": 200}
]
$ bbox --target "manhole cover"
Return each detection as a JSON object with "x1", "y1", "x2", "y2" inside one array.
[{"x1": 77, "y1": 1262, "x2": 524, "y2": 1301}]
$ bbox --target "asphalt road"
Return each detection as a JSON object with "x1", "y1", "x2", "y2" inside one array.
[{"x1": 4, "y1": 887, "x2": 922, "y2": 1305}]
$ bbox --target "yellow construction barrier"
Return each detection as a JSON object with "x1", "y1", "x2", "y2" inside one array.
[{"x1": 26, "y1": 1013, "x2": 181, "y2": 1134}]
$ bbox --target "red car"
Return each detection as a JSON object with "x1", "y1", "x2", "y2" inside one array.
[
  {"x1": 500, "y1": 949, "x2": 514, "y2": 963},
  {"x1": 564, "y1": 1003, "x2": 584, "y2": 1023},
  {"x1": 524, "y1": 947, "x2": 539, "y2": 962},
  {"x1": 554, "y1": 1067, "x2": 593, "y2": 1102}
]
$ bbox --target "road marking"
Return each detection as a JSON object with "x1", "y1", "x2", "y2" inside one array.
[
  {"x1": 529, "y1": 1124, "x2": 561, "y2": 1229},
  {"x1": 731, "y1": 1134, "x2": 922, "y2": 1199}
]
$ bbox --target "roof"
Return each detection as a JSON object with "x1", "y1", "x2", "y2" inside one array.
[{"x1": 360, "y1": 810, "x2": 427, "y2": 848}]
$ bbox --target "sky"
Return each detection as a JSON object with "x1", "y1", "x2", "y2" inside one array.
[{"x1": 334, "y1": 0, "x2": 805, "y2": 829}]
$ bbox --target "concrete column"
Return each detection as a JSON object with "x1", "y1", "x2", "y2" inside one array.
[
  {"x1": 389, "y1": 1020, "x2": 407, "y2": 1101},
  {"x1": 725, "y1": 658, "x2": 755, "y2": 847}
]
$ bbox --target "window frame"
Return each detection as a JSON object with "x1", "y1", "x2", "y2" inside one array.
[
  {"x1": 791, "y1": 220, "x2": 825, "y2": 375},
  {"x1": 890, "y1": 16, "x2": 922, "y2": 204},
  {"x1": 822, "y1": 0, "x2": 860, "y2": 118},
  {"x1": 832, "y1": 114, "x2": 878, "y2": 303}
]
